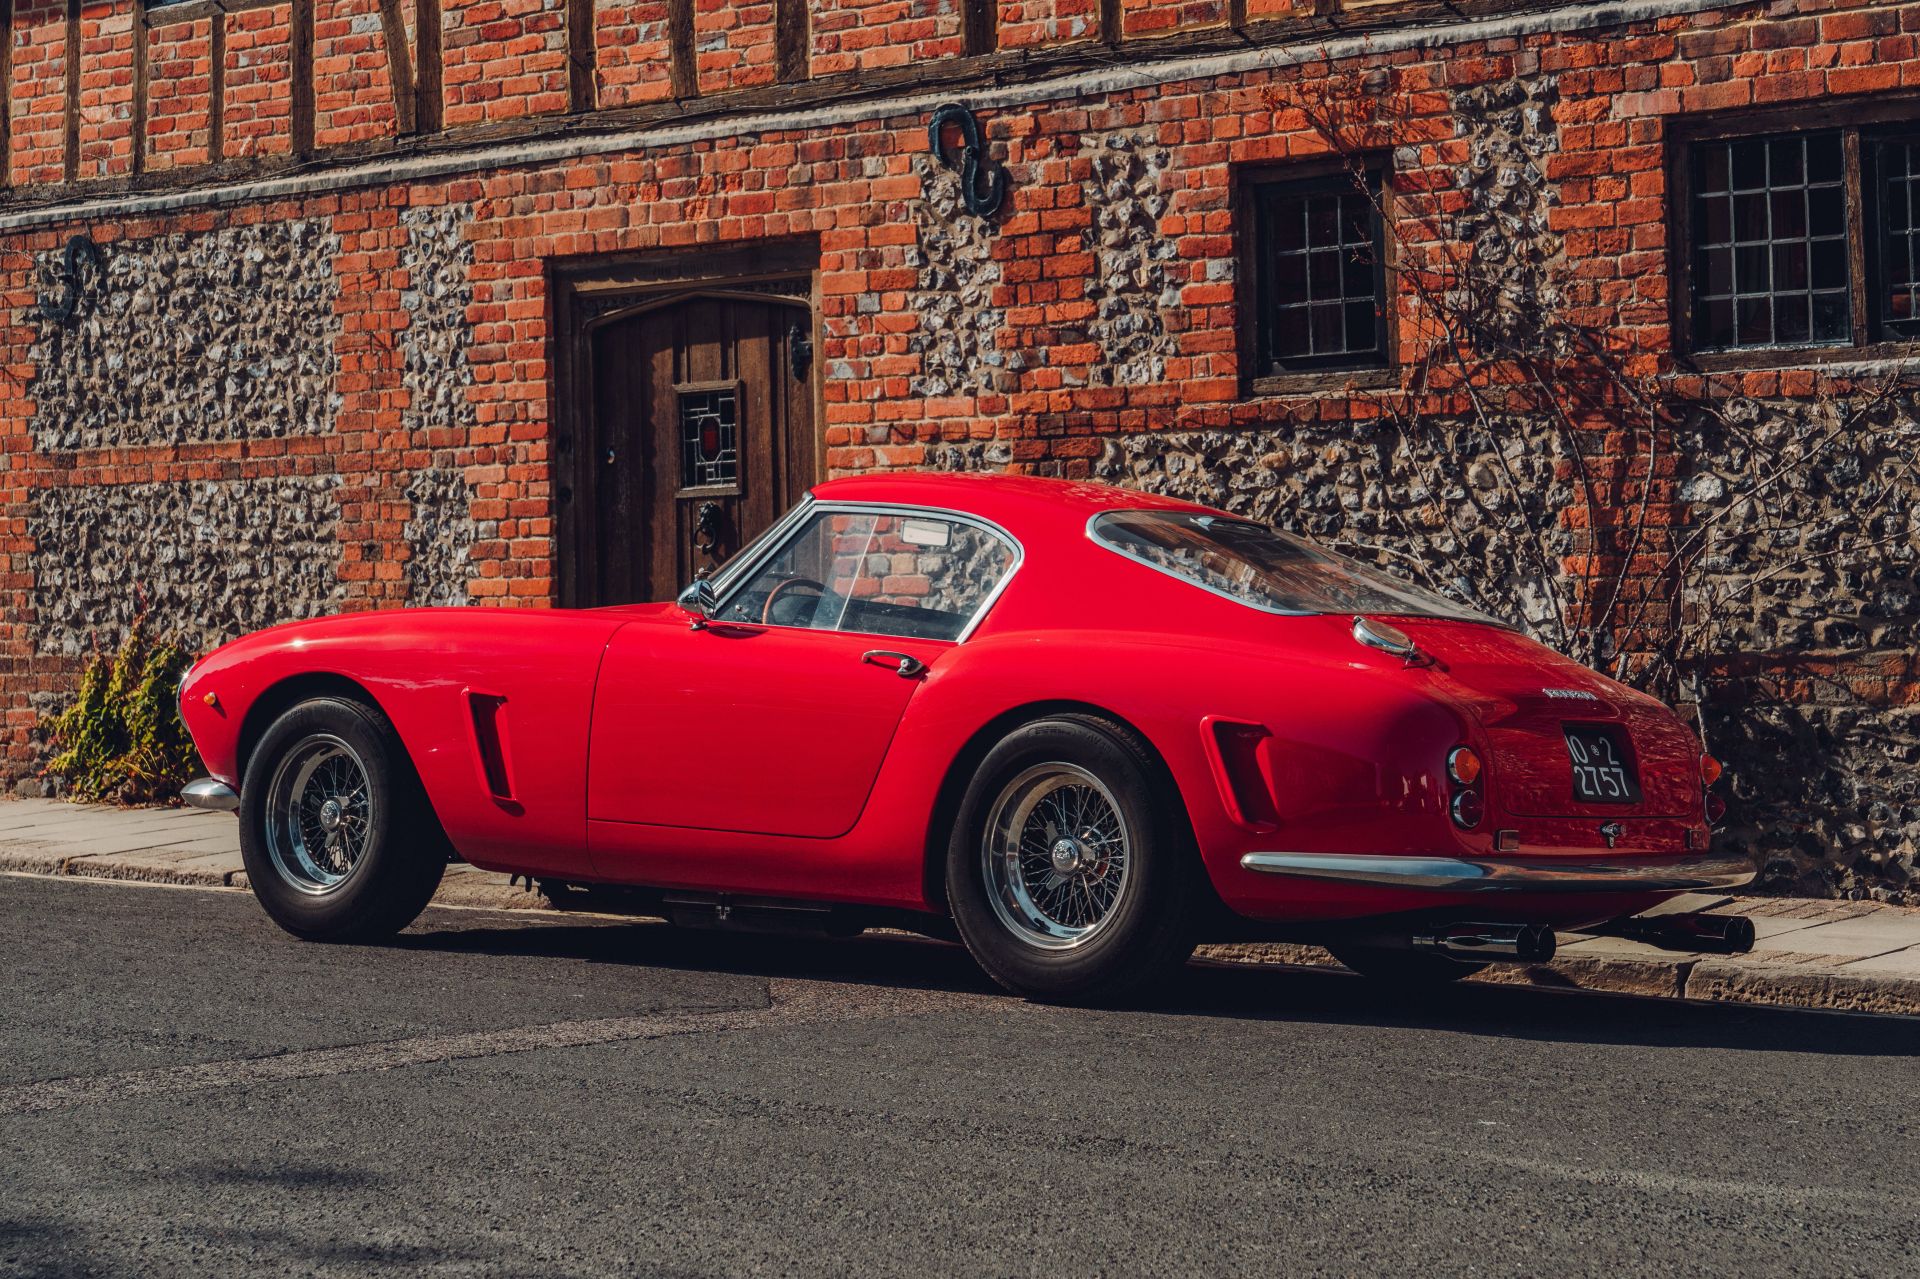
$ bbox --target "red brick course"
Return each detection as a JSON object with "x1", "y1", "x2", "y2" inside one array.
[
  {"x1": 593, "y1": 0, "x2": 675, "y2": 106},
  {"x1": 9, "y1": 0, "x2": 69, "y2": 185},
  {"x1": 75, "y1": 0, "x2": 137, "y2": 180},
  {"x1": 222, "y1": 3, "x2": 296, "y2": 159},
  {"x1": 144, "y1": 16, "x2": 214, "y2": 171},
  {"x1": 313, "y1": 0, "x2": 403, "y2": 146},
  {"x1": 810, "y1": 0, "x2": 965, "y2": 74},
  {"x1": 441, "y1": 0, "x2": 570, "y2": 125}
]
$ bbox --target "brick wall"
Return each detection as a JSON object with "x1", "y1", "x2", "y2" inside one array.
[
  {"x1": 9, "y1": 0, "x2": 68, "y2": 184},
  {"x1": 74, "y1": 0, "x2": 137, "y2": 179},
  {"x1": 1119, "y1": 0, "x2": 1224, "y2": 40},
  {"x1": 313, "y1": 0, "x2": 402, "y2": 146},
  {"x1": 996, "y1": 0, "x2": 1097, "y2": 49},
  {"x1": 809, "y1": 0, "x2": 965, "y2": 74},
  {"x1": 144, "y1": 15, "x2": 213, "y2": 170},
  {"x1": 4, "y1": 0, "x2": 1920, "y2": 897},
  {"x1": 223, "y1": 3, "x2": 296, "y2": 159},
  {"x1": 693, "y1": 0, "x2": 777, "y2": 93},
  {"x1": 441, "y1": 0, "x2": 571, "y2": 126},
  {"x1": 593, "y1": 0, "x2": 674, "y2": 106}
]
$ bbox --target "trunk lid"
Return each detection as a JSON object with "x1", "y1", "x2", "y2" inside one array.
[{"x1": 1392, "y1": 618, "x2": 1701, "y2": 819}]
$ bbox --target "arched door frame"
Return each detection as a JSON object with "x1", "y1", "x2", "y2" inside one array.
[{"x1": 551, "y1": 240, "x2": 822, "y2": 609}]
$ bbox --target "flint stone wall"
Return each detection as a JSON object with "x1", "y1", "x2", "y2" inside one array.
[
  {"x1": 399, "y1": 204, "x2": 479, "y2": 439},
  {"x1": 1679, "y1": 393, "x2": 1920, "y2": 899},
  {"x1": 1082, "y1": 134, "x2": 1179, "y2": 386},
  {"x1": 398, "y1": 204, "x2": 487, "y2": 606},
  {"x1": 1449, "y1": 75, "x2": 1562, "y2": 351},
  {"x1": 907, "y1": 153, "x2": 1016, "y2": 397},
  {"x1": 406, "y1": 466, "x2": 492, "y2": 607},
  {"x1": 1074, "y1": 403, "x2": 1920, "y2": 903},
  {"x1": 29, "y1": 477, "x2": 347, "y2": 656},
  {"x1": 26, "y1": 220, "x2": 342, "y2": 450}
]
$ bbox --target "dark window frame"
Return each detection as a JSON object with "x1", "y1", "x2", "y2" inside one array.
[
  {"x1": 1869, "y1": 132, "x2": 1920, "y2": 342},
  {"x1": 1670, "y1": 98, "x2": 1920, "y2": 370},
  {"x1": 1237, "y1": 157, "x2": 1395, "y2": 395}
]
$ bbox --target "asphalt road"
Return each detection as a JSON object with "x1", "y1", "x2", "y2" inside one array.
[{"x1": 2, "y1": 874, "x2": 1917, "y2": 1278}]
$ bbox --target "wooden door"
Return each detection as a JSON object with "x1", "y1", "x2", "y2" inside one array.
[{"x1": 565, "y1": 292, "x2": 816, "y2": 607}]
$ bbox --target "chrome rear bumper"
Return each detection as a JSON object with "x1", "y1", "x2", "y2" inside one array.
[
  {"x1": 180, "y1": 778, "x2": 240, "y2": 812},
  {"x1": 1239, "y1": 850, "x2": 1755, "y2": 893}
]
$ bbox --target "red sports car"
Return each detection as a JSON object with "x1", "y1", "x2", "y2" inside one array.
[{"x1": 178, "y1": 473, "x2": 1753, "y2": 1001}]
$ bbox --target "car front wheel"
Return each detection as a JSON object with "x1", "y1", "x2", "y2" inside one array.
[
  {"x1": 945, "y1": 715, "x2": 1200, "y2": 1004},
  {"x1": 239, "y1": 696, "x2": 447, "y2": 941}
]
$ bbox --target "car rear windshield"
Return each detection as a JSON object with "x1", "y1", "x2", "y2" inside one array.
[{"x1": 1089, "y1": 510, "x2": 1500, "y2": 623}]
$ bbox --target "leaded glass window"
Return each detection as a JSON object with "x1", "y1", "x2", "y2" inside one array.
[{"x1": 679, "y1": 387, "x2": 738, "y2": 489}]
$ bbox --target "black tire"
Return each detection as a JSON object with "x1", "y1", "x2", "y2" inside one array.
[
  {"x1": 1325, "y1": 945, "x2": 1487, "y2": 984},
  {"x1": 238, "y1": 696, "x2": 448, "y2": 942},
  {"x1": 945, "y1": 714, "x2": 1200, "y2": 1004}
]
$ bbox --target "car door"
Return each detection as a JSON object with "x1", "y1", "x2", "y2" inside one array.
[{"x1": 585, "y1": 506, "x2": 1019, "y2": 839}]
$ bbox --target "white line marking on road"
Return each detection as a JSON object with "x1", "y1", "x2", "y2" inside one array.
[{"x1": 0, "y1": 979, "x2": 1014, "y2": 1117}]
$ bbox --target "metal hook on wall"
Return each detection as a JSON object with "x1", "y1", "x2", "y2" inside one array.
[
  {"x1": 927, "y1": 103, "x2": 1008, "y2": 220},
  {"x1": 41, "y1": 234, "x2": 104, "y2": 326}
]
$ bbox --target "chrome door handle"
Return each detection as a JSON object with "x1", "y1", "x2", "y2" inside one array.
[{"x1": 861, "y1": 650, "x2": 926, "y2": 678}]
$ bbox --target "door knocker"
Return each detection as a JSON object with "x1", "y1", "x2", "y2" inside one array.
[{"x1": 694, "y1": 501, "x2": 724, "y2": 560}]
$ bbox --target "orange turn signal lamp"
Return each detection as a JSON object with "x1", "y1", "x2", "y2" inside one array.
[
  {"x1": 1700, "y1": 753, "x2": 1723, "y2": 785},
  {"x1": 1447, "y1": 747, "x2": 1482, "y2": 787}
]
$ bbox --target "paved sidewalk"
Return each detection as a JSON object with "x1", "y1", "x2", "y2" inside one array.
[
  {"x1": 5, "y1": 797, "x2": 1920, "y2": 1016},
  {"x1": 0, "y1": 798, "x2": 545, "y2": 910}
]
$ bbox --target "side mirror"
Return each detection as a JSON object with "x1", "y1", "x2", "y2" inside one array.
[{"x1": 676, "y1": 579, "x2": 718, "y2": 630}]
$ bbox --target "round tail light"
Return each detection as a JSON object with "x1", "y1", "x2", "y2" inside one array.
[
  {"x1": 1447, "y1": 747, "x2": 1483, "y2": 786},
  {"x1": 1705, "y1": 792, "x2": 1727, "y2": 825},
  {"x1": 1450, "y1": 789, "x2": 1485, "y2": 830}
]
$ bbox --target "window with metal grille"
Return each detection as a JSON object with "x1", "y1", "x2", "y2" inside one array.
[
  {"x1": 1874, "y1": 133, "x2": 1920, "y2": 340},
  {"x1": 1247, "y1": 170, "x2": 1386, "y2": 375},
  {"x1": 1689, "y1": 132, "x2": 1851, "y2": 350},
  {"x1": 1676, "y1": 115, "x2": 1920, "y2": 361}
]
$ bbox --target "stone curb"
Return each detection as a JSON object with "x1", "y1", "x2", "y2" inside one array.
[
  {"x1": 8, "y1": 845, "x2": 1920, "y2": 1018},
  {"x1": 1198, "y1": 941, "x2": 1920, "y2": 1018}
]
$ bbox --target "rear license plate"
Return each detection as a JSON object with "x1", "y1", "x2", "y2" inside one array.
[{"x1": 1564, "y1": 725, "x2": 1641, "y2": 804}]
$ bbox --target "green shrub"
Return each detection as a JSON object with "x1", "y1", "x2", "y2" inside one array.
[{"x1": 44, "y1": 616, "x2": 198, "y2": 805}]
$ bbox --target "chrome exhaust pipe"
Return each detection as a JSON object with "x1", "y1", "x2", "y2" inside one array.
[
  {"x1": 1589, "y1": 911, "x2": 1756, "y2": 955},
  {"x1": 1411, "y1": 922, "x2": 1557, "y2": 964}
]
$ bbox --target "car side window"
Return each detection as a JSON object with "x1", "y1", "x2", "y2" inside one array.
[{"x1": 716, "y1": 510, "x2": 1017, "y2": 641}]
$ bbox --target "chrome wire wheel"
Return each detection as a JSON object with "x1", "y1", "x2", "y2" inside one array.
[
  {"x1": 263, "y1": 733, "x2": 377, "y2": 896},
  {"x1": 981, "y1": 762, "x2": 1134, "y2": 951}
]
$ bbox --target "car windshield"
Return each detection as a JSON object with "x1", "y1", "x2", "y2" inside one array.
[{"x1": 1090, "y1": 510, "x2": 1500, "y2": 624}]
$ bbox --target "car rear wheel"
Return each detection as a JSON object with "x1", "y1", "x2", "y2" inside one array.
[
  {"x1": 945, "y1": 715, "x2": 1200, "y2": 1004},
  {"x1": 1325, "y1": 945, "x2": 1488, "y2": 984},
  {"x1": 239, "y1": 696, "x2": 447, "y2": 942}
]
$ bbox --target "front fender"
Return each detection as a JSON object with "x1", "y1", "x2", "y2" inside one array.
[{"x1": 179, "y1": 609, "x2": 629, "y2": 877}]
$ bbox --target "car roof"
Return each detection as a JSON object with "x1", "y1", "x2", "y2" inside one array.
[{"x1": 808, "y1": 472, "x2": 1219, "y2": 531}]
